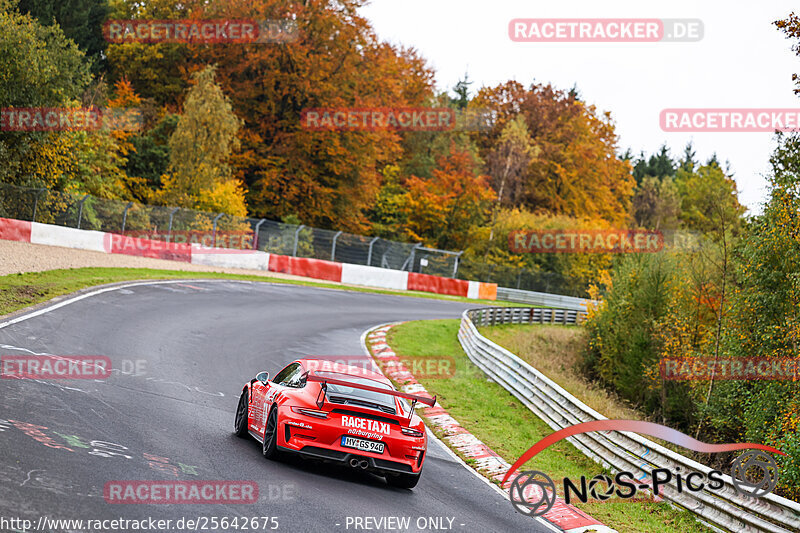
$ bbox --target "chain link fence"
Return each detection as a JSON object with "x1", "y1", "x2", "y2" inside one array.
[
  {"x1": 457, "y1": 259, "x2": 589, "y2": 297},
  {"x1": 0, "y1": 181, "x2": 590, "y2": 296}
]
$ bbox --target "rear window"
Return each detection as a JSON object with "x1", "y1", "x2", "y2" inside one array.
[{"x1": 317, "y1": 372, "x2": 395, "y2": 406}]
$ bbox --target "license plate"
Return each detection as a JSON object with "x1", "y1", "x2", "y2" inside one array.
[{"x1": 341, "y1": 436, "x2": 385, "y2": 454}]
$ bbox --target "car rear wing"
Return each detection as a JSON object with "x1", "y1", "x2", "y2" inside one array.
[{"x1": 305, "y1": 373, "x2": 436, "y2": 414}]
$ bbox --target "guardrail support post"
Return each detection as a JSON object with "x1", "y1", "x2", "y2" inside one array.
[
  {"x1": 292, "y1": 225, "x2": 305, "y2": 257},
  {"x1": 32, "y1": 188, "x2": 45, "y2": 223},
  {"x1": 367, "y1": 236, "x2": 379, "y2": 266},
  {"x1": 167, "y1": 207, "x2": 179, "y2": 243},
  {"x1": 121, "y1": 201, "x2": 134, "y2": 233},
  {"x1": 76, "y1": 194, "x2": 90, "y2": 229},
  {"x1": 253, "y1": 218, "x2": 266, "y2": 250},
  {"x1": 331, "y1": 230, "x2": 343, "y2": 261},
  {"x1": 212, "y1": 213, "x2": 224, "y2": 248}
]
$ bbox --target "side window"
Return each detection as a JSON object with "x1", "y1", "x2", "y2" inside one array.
[
  {"x1": 283, "y1": 364, "x2": 307, "y2": 388},
  {"x1": 272, "y1": 363, "x2": 299, "y2": 385}
]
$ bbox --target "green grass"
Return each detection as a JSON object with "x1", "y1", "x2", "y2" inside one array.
[
  {"x1": 385, "y1": 319, "x2": 713, "y2": 533},
  {"x1": 0, "y1": 266, "x2": 512, "y2": 317}
]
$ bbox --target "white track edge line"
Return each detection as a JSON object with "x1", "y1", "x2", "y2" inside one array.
[{"x1": 0, "y1": 279, "x2": 248, "y2": 330}]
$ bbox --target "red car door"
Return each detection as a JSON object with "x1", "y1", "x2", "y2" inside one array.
[{"x1": 250, "y1": 362, "x2": 301, "y2": 435}]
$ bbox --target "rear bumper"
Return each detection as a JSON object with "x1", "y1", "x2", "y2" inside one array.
[
  {"x1": 278, "y1": 409, "x2": 426, "y2": 475},
  {"x1": 280, "y1": 444, "x2": 419, "y2": 475}
]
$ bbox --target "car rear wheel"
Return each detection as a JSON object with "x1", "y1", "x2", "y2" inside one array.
[
  {"x1": 234, "y1": 389, "x2": 249, "y2": 438},
  {"x1": 386, "y1": 472, "x2": 420, "y2": 489},
  {"x1": 262, "y1": 408, "x2": 280, "y2": 460}
]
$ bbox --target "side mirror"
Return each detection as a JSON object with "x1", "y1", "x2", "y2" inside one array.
[{"x1": 256, "y1": 371, "x2": 270, "y2": 385}]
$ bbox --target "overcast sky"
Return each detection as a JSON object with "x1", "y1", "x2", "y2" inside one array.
[{"x1": 359, "y1": 0, "x2": 800, "y2": 215}]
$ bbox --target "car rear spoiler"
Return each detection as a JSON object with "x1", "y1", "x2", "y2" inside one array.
[{"x1": 305, "y1": 372, "x2": 436, "y2": 418}]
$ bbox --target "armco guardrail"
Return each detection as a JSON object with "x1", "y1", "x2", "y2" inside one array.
[
  {"x1": 496, "y1": 287, "x2": 595, "y2": 311},
  {"x1": 458, "y1": 307, "x2": 800, "y2": 533},
  {"x1": 468, "y1": 306, "x2": 587, "y2": 326}
]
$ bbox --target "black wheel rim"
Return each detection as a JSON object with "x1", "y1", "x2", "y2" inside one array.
[
  {"x1": 235, "y1": 393, "x2": 247, "y2": 430},
  {"x1": 264, "y1": 411, "x2": 276, "y2": 451}
]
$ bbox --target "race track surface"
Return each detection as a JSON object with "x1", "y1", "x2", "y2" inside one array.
[{"x1": 0, "y1": 281, "x2": 551, "y2": 533}]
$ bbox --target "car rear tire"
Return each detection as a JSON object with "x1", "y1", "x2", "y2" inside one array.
[
  {"x1": 386, "y1": 472, "x2": 420, "y2": 489},
  {"x1": 262, "y1": 408, "x2": 280, "y2": 460},
  {"x1": 234, "y1": 389, "x2": 249, "y2": 438}
]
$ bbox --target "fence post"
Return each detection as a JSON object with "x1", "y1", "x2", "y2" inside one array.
[
  {"x1": 292, "y1": 225, "x2": 305, "y2": 257},
  {"x1": 253, "y1": 219, "x2": 266, "y2": 250},
  {"x1": 212, "y1": 213, "x2": 224, "y2": 248},
  {"x1": 76, "y1": 194, "x2": 90, "y2": 229},
  {"x1": 453, "y1": 250, "x2": 463, "y2": 278},
  {"x1": 32, "y1": 188, "x2": 45, "y2": 223},
  {"x1": 166, "y1": 207, "x2": 179, "y2": 243},
  {"x1": 367, "y1": 236, "x2": 379, "y2": 266},
  {"x1": 403, "y1": 243, "x2": 422, "y2": 272},
  {"x1": 331, "y1": 230, "x2": 343, "y2": 261},
  {"x1": 121, "y1": 201, "x2": 133, "y2": 233}
]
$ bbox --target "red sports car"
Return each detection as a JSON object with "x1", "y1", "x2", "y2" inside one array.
[{"x1": 234, "y1": 358, "x2": 435, "y2": 489}]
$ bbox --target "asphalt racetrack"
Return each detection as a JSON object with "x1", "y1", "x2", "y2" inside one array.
[{"x1": 0, "y1": 280, "x2": 552, "y2": 533}]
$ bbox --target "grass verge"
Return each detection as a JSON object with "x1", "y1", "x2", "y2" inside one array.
[
  {"x1": 480, "y1": 323, "x2": 642, "y2": 421},
  {"x1": 0, "y1": 266, "x2": 509, "y2": 317},
  {"x1": 384, "y1": 319, "x2": 713, "y2": 533}
]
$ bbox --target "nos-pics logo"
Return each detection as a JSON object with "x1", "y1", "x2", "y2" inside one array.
[{"x1": 504, "y1": 420, "x2": 784, "y2": 517}]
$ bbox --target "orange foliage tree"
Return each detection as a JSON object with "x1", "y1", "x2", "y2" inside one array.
[
  {"x1": 186, "y1": 0, "x2": 436, "y2": 232},
  {"x1": 473, "y1": 81, "x2": 634, "y2": 225},
  {"x1": 402, "y1": 143, "x2": 495, "y2": 250}
]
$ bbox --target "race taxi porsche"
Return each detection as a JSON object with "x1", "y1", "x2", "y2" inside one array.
[{"x1": 234, "y1": 358, "x2": 435, "y2": 489}]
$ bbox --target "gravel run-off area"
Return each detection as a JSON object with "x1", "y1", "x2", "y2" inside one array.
[{"x1": 0, "y1": 239, "x2": 313, "y2": 281}]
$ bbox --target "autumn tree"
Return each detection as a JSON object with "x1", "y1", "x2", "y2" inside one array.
[
  {"x1": 473, "y1": 81, "x2": 634, "y2": 225},
  {"x1": 156, "y1": 65, "x2": 246, "y2": 216},
  {"x1": 402, "y1": 143, "x2": 495, "y2": 250},
  {"x1": 105, "y1": 0, "x2": 201, "y2": 105},
  {"x1": 674, "y1": 163, "x2": 745, "y2": 235},
  {"x1": 17, "y1": 0, "x2": 110, "y2": 72},
  {"x1": 485, "y1": 115, "x2": 537, "y2": 244},
  {"x1": 632, "y1": 176, "x2": 681, "y2": 230},
  {"x1": 775, "y1": 12, "x2": 800, "y2": 95},
  {"x1": 191, "y1": 0, "x2": 436, "y2": 231},
  {"x1": 0, "y1": 1, "x2": 91, "y2": 189}
]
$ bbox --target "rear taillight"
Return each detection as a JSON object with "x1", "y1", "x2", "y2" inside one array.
[
  {"x1": 401, "y1": 427, "x2": 424, "y2": 438},
  {"x1": 291, "y1": 407, "x2": 329, "y2": 419}
]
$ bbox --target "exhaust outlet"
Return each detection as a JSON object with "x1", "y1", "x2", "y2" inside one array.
[
  {"x1": 349, "y1": 458, "x2": 361, "y2": 468},
  {"x1": 359, "y1": 460, "x2": 369, "y2": 469}
]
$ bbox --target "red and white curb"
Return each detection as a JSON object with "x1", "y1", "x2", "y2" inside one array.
[{"x1": 365, "y1": 323, "x2": 615, "y2": 533}]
